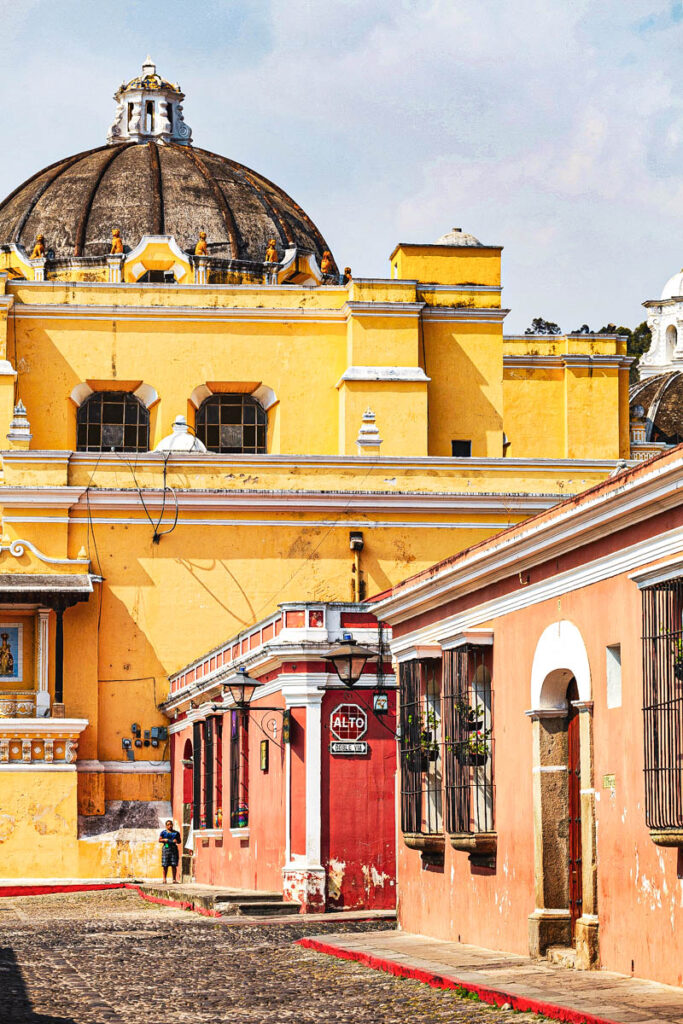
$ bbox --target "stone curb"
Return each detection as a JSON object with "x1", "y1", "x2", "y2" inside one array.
[
  {"x1": 0, "y1": 882, "x2": 127, "y2": 898},
  {"x1": 298, "y1": 937, "x2": 619, "y2": 1024}
]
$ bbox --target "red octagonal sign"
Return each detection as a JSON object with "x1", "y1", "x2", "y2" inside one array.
[{"x1": 330, "y1": 703, "x2": 367, "y2": 741}]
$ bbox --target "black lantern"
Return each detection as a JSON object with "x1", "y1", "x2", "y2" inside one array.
[
  {"x1": 327, "y1": 633, "x2": 376, "y2": 687},
  {"x1": 222, "y1": 667, "x2": 262, "y2": 708}
]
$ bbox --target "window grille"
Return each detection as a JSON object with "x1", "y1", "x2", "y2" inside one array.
[
  {"x1": 229, "y1": 710, "x2": 249, "y2": 828},
  {"x1": 76, "y1": 391, "x2": 149, "y2": 452},
  {"x1": 203, "y1": 718, "x2": 214, "y2": 831},
  {"x1": 399, "y1": 659, "x2": 442, "y2": 834},
  {"x1": 642, "y1": 580, "x2": 683, "y2": 829},
  {"x1": 195, "y1": 394, "x2": 267, "y2": 454},
  {"x1": 442, "y1": 645, "x2": 494, "y2": 835},
  {"x1": 192, "y1": 721, "x2": 202, "y2": 830}
]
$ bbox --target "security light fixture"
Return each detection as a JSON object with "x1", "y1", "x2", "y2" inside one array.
[
  {"x1": 222, "y1": 666, "x2": 263, "y2": 708},
  {"x1": 327, "y1": 633, "x2": 376, "y2": 687}
]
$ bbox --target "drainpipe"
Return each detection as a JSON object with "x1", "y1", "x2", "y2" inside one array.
[{"x1": 349, "y1": 531, "x2": 364, "y2": 602}]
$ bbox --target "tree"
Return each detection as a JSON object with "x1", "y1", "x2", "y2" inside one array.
[
  {"x1": 596, "y1": 321, "x2": 651, "y2": 383},
  {"x1": 572, "y1": 324, "x2": 592, "y2": 334},
  {"x1": 525, "y1": 317, "x2": 561, "y2": 335}
]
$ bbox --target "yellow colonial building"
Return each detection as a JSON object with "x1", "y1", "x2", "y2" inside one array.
[{"x1": 0, "y1": 60, "x2": 630, "y2": 880}]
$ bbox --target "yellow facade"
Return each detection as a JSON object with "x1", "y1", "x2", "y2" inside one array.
[{"x1": 0, "y1": 68, "x2": 632, "y2": 880}]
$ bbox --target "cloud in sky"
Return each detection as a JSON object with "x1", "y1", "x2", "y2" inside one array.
[{"x1": 0, "y1": 0, "x2": 681, "y2": 331}]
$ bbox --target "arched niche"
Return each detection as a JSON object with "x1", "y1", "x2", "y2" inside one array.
[
  {"x1": 665, "y1": 324, "x2": 678, "y2": 362},
  {"x1": 530, "y1": 620, "x2": 591, "y2": 712}
]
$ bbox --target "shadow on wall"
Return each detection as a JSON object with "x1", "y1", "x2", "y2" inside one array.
[{"x1": 0, "y1": 946, "x2": 76, "y2": 1022}]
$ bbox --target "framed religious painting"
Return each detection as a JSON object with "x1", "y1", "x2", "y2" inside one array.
[{"x1": 0, "y1": 624, "x2": 23, "y2": 683}]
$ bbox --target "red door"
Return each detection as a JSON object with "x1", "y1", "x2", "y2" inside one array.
[{"x1": 567, "y1": 679, "x2": 583, "y2": 936}]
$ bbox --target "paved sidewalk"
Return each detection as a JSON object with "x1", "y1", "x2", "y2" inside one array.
[{"x1": 299, "y1": 930, "x2": 683, "y2": 1024}]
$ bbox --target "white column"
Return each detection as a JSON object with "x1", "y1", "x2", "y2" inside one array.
[
  {"x1": 36, "y1": 608, "x2": 50, "y2": 718},
  {"x1": 284, "y1": 735, "x2": 292, "y2": 864},
  {"x1": 305, "y1": 694, "x2": 323, "y2": 866},
  {"x1": 281, "y1": 676, "x2": 328, "y2": 911}
]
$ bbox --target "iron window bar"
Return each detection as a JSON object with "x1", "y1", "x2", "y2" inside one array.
[
  {"x1": 195, "y1": 394, "x2": 267, "y2": 454},
  {"x1": 442, "y1": 645, "x2": 495, "y2": 854},
  {"x1": 76, "y1": 391, "x2": 150, "y2": 452},
  {"x1": 399, "y1": 659, "x2": 443, "y2": 841},
  {"x1": 642, "y1": 580, "x2": 683, "y2": 838}
]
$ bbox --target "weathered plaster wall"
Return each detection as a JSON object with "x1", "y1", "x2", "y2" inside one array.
[
  {"x1": 321, "y1": 688, "x2": 397, "y2": 910},
  {"x1": 395, "y1": 527, "x2": 683, "y2": 987}
]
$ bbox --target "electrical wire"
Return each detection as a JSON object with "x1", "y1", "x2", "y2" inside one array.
[
  {"x1": 114, "y1": 449, "x2": 179, "y2": 544},
  {"x1": 248, "y1": 458, "x2": 379, "y2": 625}
]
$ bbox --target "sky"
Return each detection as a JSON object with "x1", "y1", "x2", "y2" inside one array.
[{"x1": 0, "y1": 0, "x2": 681, "y2": 332}]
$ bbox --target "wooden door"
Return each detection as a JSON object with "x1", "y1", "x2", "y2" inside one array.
[{"x1": 567, "y1": 679, "x2": 583, "y2": 935}]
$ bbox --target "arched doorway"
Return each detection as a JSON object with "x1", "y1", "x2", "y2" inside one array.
[
  {"x1": 566, "y1": 679, "x2": 582, "y2": 934},
  {"x1": 528, "y1": 622, "x2": 597, "y2": 970}
]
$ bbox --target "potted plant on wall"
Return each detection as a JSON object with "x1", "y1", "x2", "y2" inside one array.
[
  {"x1": 674, "y1": 638, "x2": 683, "y2": 681},
  {"x1": 455, "y1": 728, "x2": 491, "y2": 766},
  {"x1": 455, "y1": 696, "x2": 485, "y2": 731},
  {"x1": 403, "y1": 709, "x2": 440, "y2": 771}
]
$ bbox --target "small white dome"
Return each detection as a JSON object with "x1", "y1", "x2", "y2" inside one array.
[
  {"x1": 661, "y1": 269, "x2": 683, "y2": 300},
  {"x1": 436, "y1": 226, "x2": 482, "y2": 247},
  {"x1": 154, "y1": 416, "x2": 207, "y2": 453}
]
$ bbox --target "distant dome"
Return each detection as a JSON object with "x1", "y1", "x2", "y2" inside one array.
[
  {"x1": 155, "y1": 416, "x2": 207, "y2": 453},
  {"x1": 436, "y1": 226, "x2": 482, "y2": 247},
  {"x1": 0, "y1": 59, "x2": 334, "y2": 266},
  {"x1": 661, "y1": 270, "x2": 683, "y2": 300},
  {"x1": 630, "y1": 372, "x2": 683, "y2": 445}
]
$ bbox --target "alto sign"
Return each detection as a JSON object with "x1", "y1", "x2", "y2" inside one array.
[{"x1": 329, "y1": 702, "x2": 368, "y2": 756}]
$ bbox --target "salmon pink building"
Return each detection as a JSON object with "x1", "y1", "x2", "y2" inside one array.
[
  {"x1": 163, "y1": 602, "x2": 396, "y2": 912},
  {"x1": 375, "y1": 446, "x2": 683, "y2": 988}
]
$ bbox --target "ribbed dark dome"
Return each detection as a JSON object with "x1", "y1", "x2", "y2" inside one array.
[
  {"x1": 630, "y1": 372, "x2": 683, "y2": 445},
  {"x1": 0, "y1": 141, "x2": 332, "y2": 263}
]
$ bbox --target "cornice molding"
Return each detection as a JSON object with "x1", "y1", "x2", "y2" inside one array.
[
  {"x1": 422, "y1": 307, "x2": 509, "y2": 322},
  {"x1": 336, "y1": 365, "x2": 430, "y2": 385},
  {"x1": 1, "y1": 451, "x2": 625, "y2": 472},
  {"x1": 504, "y1": 354, "x2": 632, "y2": 370},
  {"x1": 13, "y1": 303, "x2": 348, "y2": 324},
  {"x1": 388, "y1": 525, "x2": 683, "y2": 656},
  {"x1": 0, "y1": 486, "x2": 560, "y2": 515},
  {"x1": 376, "y1": 454, "x2": 683, "y2": 624}
]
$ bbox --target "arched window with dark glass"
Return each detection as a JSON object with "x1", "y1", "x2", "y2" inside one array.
[
  {"x1": 195, "y1": 394, "x2": 267, "y2": 454},
  {"x1": 76, "y1": 391, "x2": 150, "y2": 452}
]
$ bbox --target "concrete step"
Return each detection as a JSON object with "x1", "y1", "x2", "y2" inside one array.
[
  {"x1": 546, "y1": 944, "x2": 577, "y2": 969},
  {"x1": 219, "y1": 899, "x2": 299, "y2": 917},
  {"x1": 213, "y1": 891, "x2": 281, "y2": 905}
]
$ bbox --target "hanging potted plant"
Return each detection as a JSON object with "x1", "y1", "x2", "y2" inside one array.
[
  {"x1": 455, "y1": 696, "x2": 485, "y2": 731},
  {"x1": 674, "y1": 638, "x2": 683, "y2": 681},
  {"x1": 455, "y1": 728, "x2": 491, "y2": 767},
  {"x1": 419, "y1": 709, "x2": 440, "y2": 769}
]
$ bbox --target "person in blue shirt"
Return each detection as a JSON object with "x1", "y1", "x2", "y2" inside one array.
[{"x1": 159, "y1": 818, "x2": 181, "y2": 884}]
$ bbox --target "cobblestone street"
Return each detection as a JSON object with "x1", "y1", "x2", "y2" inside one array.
[{"x1": 0, "y1": 890, "x2": 548, "y2": 1024}]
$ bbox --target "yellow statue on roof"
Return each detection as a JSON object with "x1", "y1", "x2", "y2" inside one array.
[
  {"x1": 265, "y1": 238, "x2": 278, "y2": 263},
  {"x1": 30, "y1": 234, "x2": 46, "y2": 259},
  {"x1": 110, "y1": 228, "x2": 124, "y2": 255},
  {"x1": 195, "y1": 230, "x2": 208, "y2": 256},
  {"x1": 320, "y1": 250, "x2": 334, "y2": 275}
]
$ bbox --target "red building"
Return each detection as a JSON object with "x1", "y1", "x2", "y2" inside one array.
[
  {"x1": 163, "y1": 602, "x2": 396, "y2": 912},
  {"x1": 375, "y1": 446, "x2": 683, "y2": 987}
]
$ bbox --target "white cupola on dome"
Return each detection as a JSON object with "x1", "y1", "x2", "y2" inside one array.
[
  {"x1": 154, "y1": 416, "x2": 207, "y2": 453},
  {"x1": 640, "y1": 266, "x2": 683, "y2": 378},
  {"x1": 107, "y1": 56, "x2": 192, "y2": 145},
  {"x1": 661, "y1": 270, "x2": 683, "y2": 301}
]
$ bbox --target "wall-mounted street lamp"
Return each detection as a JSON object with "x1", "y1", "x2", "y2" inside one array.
[
  {"x1": 215, "y1": 667, "x2": 288, "y2": 748},
  {"x1": 221, "y1": 667, "x2": 263, "y2": 708},
  {"x1": 326, "y1": 633, "x2": 377, "y2": 687},
  {"x1": 326, "y1": 628, "x2": 398, "y2": 736}
]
